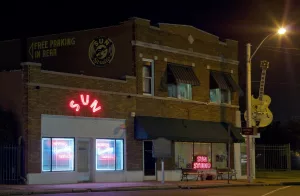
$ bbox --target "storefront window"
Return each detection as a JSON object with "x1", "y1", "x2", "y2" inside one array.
[
  {"x1": 175, "y1": 142, "x2": 228, "y2": 169},
  {"x1": 240, "y1": 142, "x2": 247, "y2": 175},
  {"x1": 42, "y1": 138, "x2": 75, "y2": 172},
  {"x1": 96, "y1": 139, "x2": 124, "y2": 171},
  {"x1": 175, "y1": 142, "x2": 212, "y2": 168},
  {"x1": 212, "y1": 143, "x2": 227, "y2": 168}
]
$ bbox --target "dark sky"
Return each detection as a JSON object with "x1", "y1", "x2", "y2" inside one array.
[{"x1": 1, "y1": 0, "x2": 300, "y2": 121}]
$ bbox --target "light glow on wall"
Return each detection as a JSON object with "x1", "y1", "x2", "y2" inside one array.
[{"x1": 69, "y1": 94, "x2": 102, "y2": 113}]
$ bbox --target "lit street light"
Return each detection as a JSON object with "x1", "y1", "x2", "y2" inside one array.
[
  {"x1": 245, "y1": 27, "x2": 286, "y2": 183},
  {"x1": 278, "y1": 27, "x2": 287, "y2": 35}
]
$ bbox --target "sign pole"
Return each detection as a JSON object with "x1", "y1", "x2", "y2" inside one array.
[
  {"x1": 228, "y1": 124, "x2": 231, "y2": 184},
  {"x1": 161, "y1": 158, "x2": 165, "y2": 184}
]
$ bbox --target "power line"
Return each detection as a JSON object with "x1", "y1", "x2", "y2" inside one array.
[
  {"x1": 261, "y1": 48, "x2": 300, "y2": 56},
  {"x1": 262, "y1": 46, "x2": 300, "y2": 50}
]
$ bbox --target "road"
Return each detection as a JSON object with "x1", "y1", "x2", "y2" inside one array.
[{"x1": 23, "y1": 186, "x2": 299, "y2": 196}]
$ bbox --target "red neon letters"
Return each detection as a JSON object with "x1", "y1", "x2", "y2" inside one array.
[
  {"x1": 193, "y1": 155, "x2": 212, "y2": 169},
  {"x1": 69, "y1": 94, "x2": 102, "y2": 113}
]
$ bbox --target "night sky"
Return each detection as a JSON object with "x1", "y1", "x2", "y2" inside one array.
[{"x1": 1, "y1": 0, "x2": 300, "y2": 122}]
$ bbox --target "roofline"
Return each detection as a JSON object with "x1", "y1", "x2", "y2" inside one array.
[{"x1": 158, "y1": 23, "x2": 219, "y2": 38}]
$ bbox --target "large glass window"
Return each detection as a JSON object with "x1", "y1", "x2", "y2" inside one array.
[
  {"x1": 212, "y1": 143, "x2": 227, "y2": 168},
  {"x1": 96, "y1": 139, "x2": 124, "y2": 171},
  {"x1": 175, "y1": 142, "x2": 212, "y2": 168},
  {"x1": 210, "y1": 89, "x2": 231, "y2": 104},
  {"x1": 168, "y1": 83, "x2": 192, "y2": 100},
  {"x1": 175, "y1": 142, "x2": 228, "y2": 169},
  {"x1": 42, "y1": 138, "x2": 75, "y2": 172}
]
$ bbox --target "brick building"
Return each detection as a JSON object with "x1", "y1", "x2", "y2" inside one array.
[{"x1": 0, "y1": 17, "x2": 249, "y2": 185}]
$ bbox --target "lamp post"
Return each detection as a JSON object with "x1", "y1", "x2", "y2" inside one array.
[{"x1": 245, "y1": 27, "x2": 286, "y2": 183}]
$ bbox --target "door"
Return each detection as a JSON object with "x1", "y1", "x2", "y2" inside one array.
[
  {"x1": 77, "y1": 138, "x2": 91, "y2": 182},
  {"x1": 143, "y1": 141, "x2": 156, "y2": 180}
]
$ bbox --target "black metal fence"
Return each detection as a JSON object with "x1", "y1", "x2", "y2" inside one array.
[
  {"x1": 0, "y1": 143, "x2": 25, "y2": 184},
  {"x1": 256, "y1": 144, "x2": 291, "y2": 171}
]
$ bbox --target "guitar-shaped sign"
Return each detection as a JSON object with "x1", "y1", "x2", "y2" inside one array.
[{"x1": 244, "y1": 60, "x2": 273, "y2": 128}]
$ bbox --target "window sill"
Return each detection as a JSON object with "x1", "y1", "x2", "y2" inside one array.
[
  {"x1": 167, "y1": 96, "x2": 192, "y2": 101},
  {"x1": 208, "y1": 102, "x2": 232, "y2": 106},
  {"x1": 143, "y1": 93, "x2": 153, "y2": 96},
  {"x1": 96, "y1": 170, "x2": 125, "y2": 172}
]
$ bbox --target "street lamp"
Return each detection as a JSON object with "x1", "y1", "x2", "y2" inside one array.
[{"x1": 245, "y1": 27, "x2": 286, "y2": 183}]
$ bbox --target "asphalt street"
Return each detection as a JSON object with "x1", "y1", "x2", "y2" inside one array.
[{"x1": 20, "y1": 185, "x2": 300, "y2": 196}]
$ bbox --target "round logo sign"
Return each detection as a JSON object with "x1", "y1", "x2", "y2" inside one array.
[{"x1": 88, "y1": 36, "x2": 115, "y2": 66}]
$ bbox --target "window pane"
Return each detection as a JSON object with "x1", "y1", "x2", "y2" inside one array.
[
  {"x1": 168, "y1": 84, "x2": 176, "y2": 97},
  {"x1": 175, "y1": 142, "x2": 193, "y2": 168},
  {"x1": 42, "y1": 138, "x2": 51, "y2": 172},
  {"x1": 51, "y1": 138, "x2": 74, "y2": 172},
  {"x1": 212, "y1": 143, "x2": 227, "y2": 168},
  {"x1": 178, "y1": 83, "x2": 192, "y2": 100},
  {"x1": 210, "y1": 89, "x2": 219, "y2": 102},
  {"x1": 143, "y1": 65, "x2": 152, "y2": 77},
  {"x1": 115, "y1": 140, "x2": 124, "y2": 170},
  {"x1": 194, "y1": 143, "x2": 212, "y2": 162},
  {"x1": 221, "y1": 89, "x2": 230, "y2": 103},
  {"x1": 96, "y1": 139, "x2": 116, "y2": 170},
  {"x1": 143, "y1": 78, "x2": 151, "y2": 93},
  {"x1": 240, "y1": 143, "x2": 247, "y2": 175}
]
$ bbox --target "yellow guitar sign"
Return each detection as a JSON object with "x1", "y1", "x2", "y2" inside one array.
[{"x1": 244, "y1": 60, "x2": 273, "y2": 128}]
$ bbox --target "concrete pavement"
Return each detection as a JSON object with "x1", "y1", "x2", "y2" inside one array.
[
  {"x1": 13, "y1": 186, "x2": 300, "y2": 196},
  {"x1": 1, "y1": 179, "x2": 299, "y2": 196}
]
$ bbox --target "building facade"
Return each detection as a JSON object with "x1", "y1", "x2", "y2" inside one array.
[{"x1": 0, "y1": 17, "x2": 251, "y2": 185}]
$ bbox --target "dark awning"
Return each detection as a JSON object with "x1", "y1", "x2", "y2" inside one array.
[
  {"x1": 210, "y1": 71, "x2": 230, "y2": 90},
  {"x1": 167, "y1": 63, "x2": 200, "y2": 86},
  {"x1": 224, "y1": 73, "x2": 244, "y2": 96},
  {"x1": 210, "y1": 71, "x2": 243, "y2": 96},
  {"x1": 134, "y1": 116, "x2": 244, "y2": 143}
]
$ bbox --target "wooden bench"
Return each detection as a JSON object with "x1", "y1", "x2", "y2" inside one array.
[
  {"x1": 216, "y1": 167, "x2": 237, "y2": 180},
  {"x1": 181, "y1": 168, "x2": 204, "y2": 181}
]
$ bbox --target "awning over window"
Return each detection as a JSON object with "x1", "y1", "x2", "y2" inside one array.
[
  {"x1": 167, "y1": 63, "x2": 200, "y2": 86},
  {"x1": 210, "y1": 71, "x2": 230, "y2": 90},
  {"x1": 224, "y1": 73, "x2": 244, "y2": 96},
  {"x1": 134, "y1": 116, "x2": 244, "y2": 143},
  {"x1": 210, "y1": 70, "x2": 244, "y2": 96}
]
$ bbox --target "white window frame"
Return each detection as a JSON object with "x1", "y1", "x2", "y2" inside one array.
[
  {"x1": 142, "y1": 58, "x2": 154, "y2": 96},
  {"x1": 168, "y1": 83, "x2": 192, "y2": 100},
  {"x1": 209, "y1": 88, "x2": 231, "y2": 104}
]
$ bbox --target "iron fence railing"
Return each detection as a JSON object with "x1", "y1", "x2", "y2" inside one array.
[
  {"x1": 255, "y1": 144, "x2": 291, "y2": 171},
  {"x1": 0, "y1": 143, "x2": 25, "y2": 184}
]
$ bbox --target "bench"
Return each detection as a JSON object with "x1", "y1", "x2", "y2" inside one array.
[
  {"x1": 216, "y1": 167, "x2": 237, "y2": 180},
  {"x1": 181, "y1": 168, "x2": 204, "y2": 181}
]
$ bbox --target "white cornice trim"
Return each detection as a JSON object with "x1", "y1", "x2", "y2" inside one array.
[
  {"x1": 132, "y1": 40, "x2": 239, "y2": 65},
  {"x1": 27, "y1": 82, "x2": 239, "y2": 109},
  {"x1": 40, "y1": 70, "x2": 133, "y2": 83}
]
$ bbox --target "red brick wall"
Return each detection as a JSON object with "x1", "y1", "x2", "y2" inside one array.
[
  {"x1": 24, "y1": 64, "x2": 239, "y2": 173},
  {"x1": 23, "y1": 18, "x2": 241, "y2": 174}
]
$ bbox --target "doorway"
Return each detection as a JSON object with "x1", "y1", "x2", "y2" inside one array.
[
  {"x1": 77, "y1": 138, "x2": 91, "y2": 182},
  {"x1": 143, "y1": 141, "x2": 156, "y2": 180}
]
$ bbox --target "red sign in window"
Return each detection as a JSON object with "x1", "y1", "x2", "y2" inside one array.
[{"x1": 193, "y1": 155, "x2": 212, "y2": 169}]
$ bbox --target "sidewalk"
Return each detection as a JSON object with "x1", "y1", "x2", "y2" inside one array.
[{"x1": 0, "y1": 179, "x2": 295, "y2": 196}]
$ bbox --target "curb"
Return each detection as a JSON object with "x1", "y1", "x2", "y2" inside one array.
[
  {"x1": 0, "y1": 183, "x2": 288, "y2": 196},
  {"x1": 281, "y1": 182, "x2": 300, "y2": 186}
]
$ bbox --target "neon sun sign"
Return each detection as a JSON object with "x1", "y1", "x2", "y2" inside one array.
[{"x1": 69, "y1": 94, "x2": 102, "y2": 113}]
